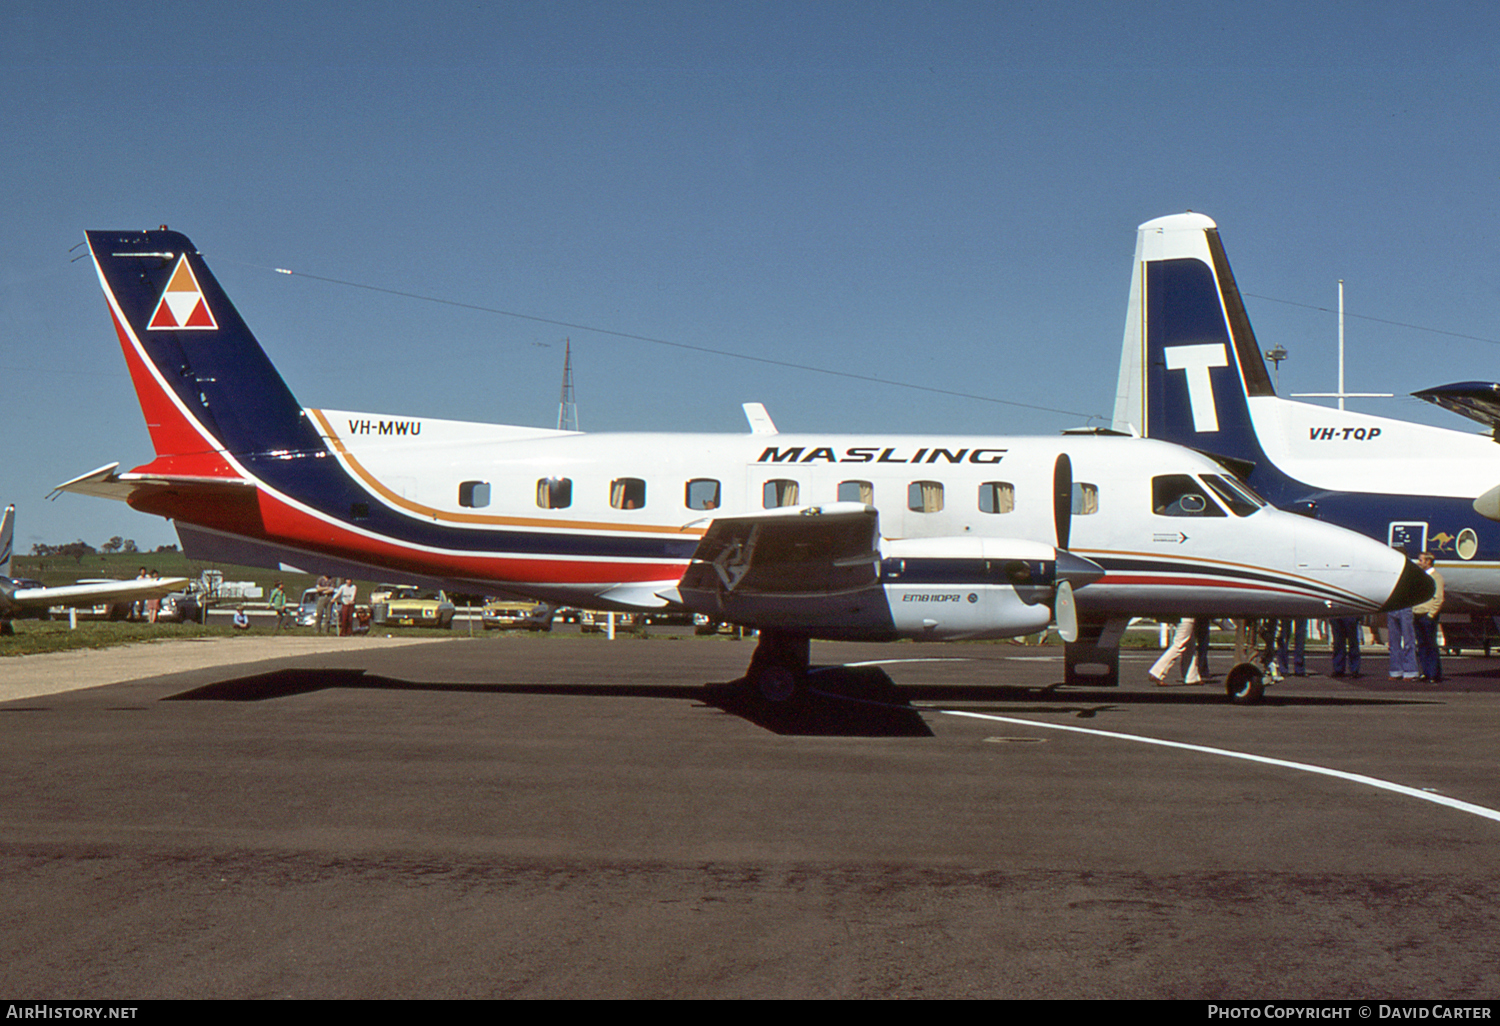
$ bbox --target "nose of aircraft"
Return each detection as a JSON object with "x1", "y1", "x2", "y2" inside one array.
[{"x1": 1379, "y1": 559, "x2": 1436, "y2": 613}]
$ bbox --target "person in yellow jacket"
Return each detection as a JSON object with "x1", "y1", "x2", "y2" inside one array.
[
  {"x1": 1412, "y1": 553, "x2": 1445, "y2": 683},
  {"x1": 268, "y1": 580, "x2": 288, "y2": 632}
]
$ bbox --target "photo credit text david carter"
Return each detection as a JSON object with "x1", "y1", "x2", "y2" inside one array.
[{"x1": 1208, "y1": 1006, "x2": 1492, "y2": 1020}]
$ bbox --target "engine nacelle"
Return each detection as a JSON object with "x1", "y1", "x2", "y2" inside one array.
[
  {"x1": 675, "y1": 504, "x2": 1104, "y2": 642},
  {"x1": 880, "y1": 537, "x2": 1058, "y2": 640}
]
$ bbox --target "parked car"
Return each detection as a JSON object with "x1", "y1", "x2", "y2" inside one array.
[
  {"x1": 295, "y1": 587, "x2": 323, "y2": 627},
  {"x1": 579, "y1": 610, "x2": 638, "y2": 633},
  {"x1": 372, "y1": 585, "x2": 455, "y2": 629},
  {"x1": 155, "y1": 587, "x2": 204, "y2": 623},
  {"x1": 481, "y1": 600, "x2": 554, "y2": 631}
]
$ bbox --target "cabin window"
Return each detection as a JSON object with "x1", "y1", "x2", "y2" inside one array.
[
  {"x1": 686, "y1": 478, "x2": 721, "y2": 511},
  {"x1": 459, "y1": 481, "x2": 491, "y2": 508},
  {"x1": 1152, "y1": 475, "x2": 1225, "y2": 517},
  {"x1": 763, "y1": 479, "x2": 799, "y2": 508},
  {"x1": 908, "y1": 481, "x2": 944, "y2": 513},
  {"x1": 838, "y1": 480, "x2": 874, "y2": 504},
  {"x1": 978, "y1": 481, "x2": 1015, "y2": 514},
  {"x1": 1072, "y1": 482, "x2": 1100, "y2": 516},
  {"x1": 610, "y1": 477, "x2": 646, "y2": 510},
  {"x1": 536, "y1": 477, "x2": 572, "y2": 509},
  {"x1": 1458, "y1": 527, "x2": 1480, "y2": 560}
]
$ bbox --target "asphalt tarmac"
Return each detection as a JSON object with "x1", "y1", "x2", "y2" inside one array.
[{"x1": 3, "y1": 632, "x2": 1499, "y2": 1000}]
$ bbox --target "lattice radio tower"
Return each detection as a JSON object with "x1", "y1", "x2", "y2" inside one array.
[{"x1": 557, "y1": 339, "x2": 579, "y2": 432}]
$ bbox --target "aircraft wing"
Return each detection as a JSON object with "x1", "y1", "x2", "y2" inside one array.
[
  {"x1": 673, "y1": 503, "x2": 887, "y2": 633},
  {"x1": 680, "y1": 503, "x2": 880, "y2": 598},
  {"x1": 1412, "y1": 382, "x2": 1500, "y2": 436},
  {"x1": 4, "y1": 576, "x2": 189, "y2": 614}
]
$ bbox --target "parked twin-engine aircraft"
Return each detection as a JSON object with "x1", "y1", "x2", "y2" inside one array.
[
  {"x1": 1112, "y1": 212, "x2": 1500, "y2": 615},
  {"x1": 57, "y1": 228, "x2": 1429, "y2": 700},
  {"x1": 0, "y1": 504, "x2": 185, "y2": 634}
]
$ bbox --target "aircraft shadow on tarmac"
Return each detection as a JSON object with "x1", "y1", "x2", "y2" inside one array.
[
  {"x1": 160, "y1": 663, "x2": 1434, "y2": 738},
  {"x1": 161, "y1": 664, "x2": 934, "y2": 737}
]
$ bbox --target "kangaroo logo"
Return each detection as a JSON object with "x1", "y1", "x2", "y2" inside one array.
[{"x1": 1164, "y1": 343, "x2": 1229, "y2": 433}]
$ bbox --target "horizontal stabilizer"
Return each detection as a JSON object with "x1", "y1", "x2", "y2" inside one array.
[
  {"x1": 52, "y1": 462, "x2": 254, "y2": 503},
  {"x1": 1412, "y1": 382, "x2": 1500, "y2": 436}
]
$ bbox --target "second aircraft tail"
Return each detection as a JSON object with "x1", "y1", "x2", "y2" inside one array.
[{"x1": 1110, "y1": 212, "x2": 1277, "y2": 477}]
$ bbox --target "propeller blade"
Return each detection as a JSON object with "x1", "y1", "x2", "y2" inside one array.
[
  {"x1": 1054, "y1": 579, "x2": 1079, "y2": 643},
  {"x1": 1053, "y1": 453, "x2": 1072, "y2": 551}
]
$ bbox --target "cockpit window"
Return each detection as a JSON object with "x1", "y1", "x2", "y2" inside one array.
[
  {"x1": 1201, "y1": 473, "x2": 1266, "y2": 517},
  {"x1": 1152, "y1": 475, "x2": 1226, "y2": 517}
]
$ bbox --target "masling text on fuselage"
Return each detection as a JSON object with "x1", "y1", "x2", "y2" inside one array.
[{"x1": 757, "y1": 445, "x2": 1007, "y2": 465}]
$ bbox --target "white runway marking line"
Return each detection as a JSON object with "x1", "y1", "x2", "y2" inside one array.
[
  {"x1": 942, "y1": 710, "x2": 1500, "y2": 826},
  {"x1": 840, "y1": 658, "x2": 970, "y2": 668}
]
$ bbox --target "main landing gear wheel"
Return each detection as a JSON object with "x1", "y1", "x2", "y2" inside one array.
[
  {"x1": 1224, "y1": 662, "x2": 1266, "y2": 705},
  {"x1": 752, "y1": 664, "x2": 800, "y2": 703},
  {"x1": 744, "y1": 630, "x2": 811, "y2": 703}
]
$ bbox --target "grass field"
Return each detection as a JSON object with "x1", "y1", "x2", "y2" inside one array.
[{"x1": 0, "y1": 616, "x2": 475, "y2": 657}]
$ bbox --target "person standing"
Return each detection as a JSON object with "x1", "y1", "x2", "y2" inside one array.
[
  {"x1": 1387, "y1": 606, "x2": 1418, "y2": 681},
  {"x1": 336, "y1": 578, "x2": 357, "y2": 636},
  {"x1": 1329, "y1": 616, "x2": 1362, "y2": 678},
  {"x1": 1149, "y1": 618, "x2": 1203, "y2": 686},
  {"x1": 1183, "y1": 617, "x2": 1213, "y2": 684},
  {"x1": 1275, "y1": 617, "x2": 1307, "y2": 677},
  {"x1": 269, "y1": 580, "x2": 288, "y2": 632},
  {"x1": 145, "y1": 570, "x2": 161, "y2": 624},
  {"x1": 1413, "y1": 553, "x2": 1445, "y2": 683},
  {"x1": 314, "y1": 573, "x2": 334, "y2": 633},
  {"x1": 133, "y1": 566, "x2": 149, "y2": 621}
]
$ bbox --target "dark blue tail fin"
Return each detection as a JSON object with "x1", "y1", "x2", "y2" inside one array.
[
  {"x1": 86, "y1": 229, "x2": 323, "y2": 482},
  {"x1": 1111, "y1": 213, "x2": 1275, "y2": 477}
]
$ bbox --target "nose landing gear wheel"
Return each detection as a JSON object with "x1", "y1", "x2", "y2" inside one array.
[{"x1": 1224, "y1": 662, "x2": 1266, "y2": 705}]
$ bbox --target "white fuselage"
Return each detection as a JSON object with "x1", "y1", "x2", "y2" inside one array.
[{"x1": 282, "y1": 408, "x2": 1412, "y2": 629}]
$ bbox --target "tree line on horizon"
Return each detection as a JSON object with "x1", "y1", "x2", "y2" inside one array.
[{"x1": 27, "y1": 537, "x2": 180, "y2": 562}]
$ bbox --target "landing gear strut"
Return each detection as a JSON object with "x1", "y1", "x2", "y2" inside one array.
[{"x1": 743, "y1": 630, "x2": 811, "y2": 703}]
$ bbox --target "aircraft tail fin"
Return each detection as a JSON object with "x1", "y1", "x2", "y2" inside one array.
[
  {"x1": 1111, "y1": 213, "x2": 1275, "y2": 472},
  {"x1": 85, "y1": 229, "x2": 324, "y2": 483},
  {"x1": 1, "y1": 504, "x2": 13, "y2": 578}
]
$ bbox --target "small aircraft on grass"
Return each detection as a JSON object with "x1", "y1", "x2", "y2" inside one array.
[
  {"x1": 54, "y1": 228, "x2": 1429, "y2": 702},
  {"x1": 0, "y1": 504, "x2": 186, "y2": 634}
]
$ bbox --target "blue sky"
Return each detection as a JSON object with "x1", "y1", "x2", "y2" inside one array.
[{"x1": 4, "y1": 1, "x2": 1499, "y2": 552}]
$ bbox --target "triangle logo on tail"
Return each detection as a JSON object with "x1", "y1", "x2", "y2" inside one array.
[{"x1": 147, "y1": 255, "x2": 218, "y2": 330}]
